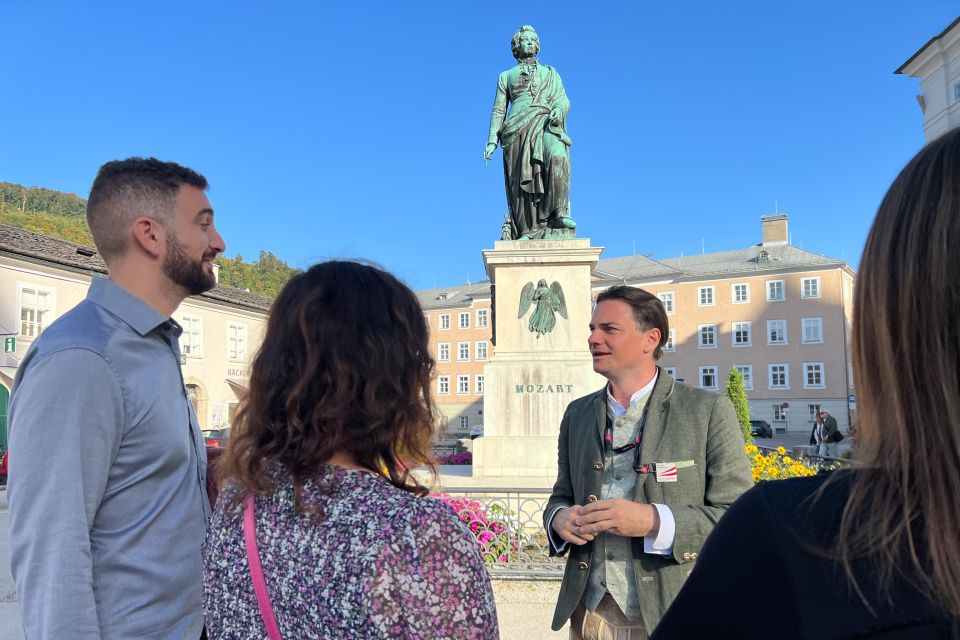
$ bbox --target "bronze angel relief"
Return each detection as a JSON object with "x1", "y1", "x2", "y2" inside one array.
[{"x1": 518, "y1": 279, "x2": 567, "y2": 337}]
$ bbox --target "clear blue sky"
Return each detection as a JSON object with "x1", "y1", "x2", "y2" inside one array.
[{"x1": 1, "y1": 2, "x2": 955, "y2": 290}]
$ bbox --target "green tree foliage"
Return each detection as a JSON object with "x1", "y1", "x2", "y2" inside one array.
[
  {"x1": 217, "y1": 251, "x2": 300, "y2": 300},
  {"x1": 0, "y1": 181, "x2": 297, "y2": 299},
  {"x1": 726, "y1": 368, "x2": 752, "y2": 444},
  {"x1": 0, "y1": 182, "x2": 86, "y2": 218}
]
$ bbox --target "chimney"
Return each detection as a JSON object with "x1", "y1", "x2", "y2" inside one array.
[
  {"x1": 761, "y1": 214, "x2": 788, "y2": 247},
  {"x1": 212, "y1": 263, "x2": 220, "y2": 283}
]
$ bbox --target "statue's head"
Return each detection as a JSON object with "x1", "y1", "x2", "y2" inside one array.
[
  {"x1": 511, "y1": 25, "x2": 540, "y2": 61},
  {"x1": 537, "y1": 278, "x2": 548, "y2": 288}
]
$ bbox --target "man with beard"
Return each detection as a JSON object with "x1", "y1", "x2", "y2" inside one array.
[{"x1": 8, "y1": 158, "x2": 225, "y2": 639}]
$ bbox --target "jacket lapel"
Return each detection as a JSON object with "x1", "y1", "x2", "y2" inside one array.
[
  {"x1": 593, "y1": 386, "x2": 607, "y2": 450},
  {"x1": 638, "y1": 369, "x2": 675, "y2": 470}
]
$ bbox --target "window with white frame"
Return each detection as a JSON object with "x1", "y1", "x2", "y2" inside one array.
[
  {"x1": 180, "y1": 315, "x2": 202, "y2": 358},
  {"x1": 767, "y1": 319, "x2": 787, "y2": 345},
  {"x1": 773, "y1": 404, "x2": 786, "y2": 422},
  {"x1": 804, "y1": 362, "x2": 825, "y2": 388},
  {"x1": 734, "y1": 365, "x2": 753, "y2": 390},
  {"x1": 457, "y1": 375, "x2": 469, "y2": 395},
  {"x1": 18, "y1": 285, "x2": 54, "y2": 338},
  {"x1": 767, "y1": 279, "x2": 785, "y2": 302},
  {"x1": 664, "y1": 329, "x2": 675, "y2": 351},
  {"x1": 227, "y1": 324, "x2": 247, "y2": 361},
  {"x1": 458, "y1": 416, "x2": 469, "y2": 431},
  {"x1": 439, "y1": 314, "x2": 450, "y2": 330},
  {"x1": 475, "y1": 341, "x2": 488, "y2": 360},
  {"x1": 698, "y1": 324, "x2": 718, "y2": 348},
  {"x1": 699, "y1": 366, "x2": 718, "y2": 389},
  {"x1": 476, "y1": 308, "x2": 489, "y2": 328},
  {"x1": 955, "y1": 82, "x2": 960, "y2": 102},
  {"x1": 808, "y1": 404, "x2": 821, "y2": 421},
  {"x1": 457, "y1": 342, "x2": 470, "y2": 361},
  {"x1": 732, "y1": 283, "x2": 750, "y2": 304},
  {"x1": 475, "y1": 374, "x2": 485, "y2": 395},
  {"x1": 423, "y1": 313, "x2": 430, "y2": 328},
  {"x1": 769, "y1": 363, "x2": 789, "y2": 389},
  {"x1": 458, "y1": 312, "x2": 470, "y2": 329},
  {"x1": 438, "y1": 343, "x2": 450, "y2": 362},
  {"x1": 438, "y1": 375, "x2": 450, "y2": 394},
  {"x1": 698, "y1": 286, "x2": 715, "y2": 306},
  {"x1": 664, "y1": 367, "x2": 677, "y2": 378},
  {"x1": 658, "y1": 292, "x2": 675, "y2": 314},
  {"x1": 801, "y1": 277, "x2": 821, "y2": 299},
  {"x1": 802, "y1": 317, "x2": 823, "y2": 344},
  {"x1": 732, "y1": 321, "x2": 752, "y2": 347}
]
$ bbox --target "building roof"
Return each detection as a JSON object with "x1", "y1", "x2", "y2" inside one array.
[
  {"x1": 895, "y1": 15, "x2": 960, "y2": 74},
  {"x1": 0, "y1": 224, "x2": 272, "y2": 312},
  {"x1": 415, "y1": 282, "x2": 492, "y2": 310},
  {"x1": 420, "y1": 243, "x2": 850, "y2": 296}
]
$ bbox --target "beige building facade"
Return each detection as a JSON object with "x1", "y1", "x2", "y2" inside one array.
[
  {"x1": 420, "y1": 215, "x2": 855, "y2": 442},
  {"x1": 418, "y1": 283, "x2": 492, "y2": 445},
  {"x1": 0, "y1": 224, "x2": 270, "y2": 447}
]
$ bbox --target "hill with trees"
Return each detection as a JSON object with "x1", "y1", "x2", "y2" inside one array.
[{"x1": 0, "y1": 181, "x2": 298, "y2": 299}]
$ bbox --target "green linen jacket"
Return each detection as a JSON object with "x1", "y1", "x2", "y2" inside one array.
[{"x1": 543, "y1": 370, "x2": 753, "y2": 632}]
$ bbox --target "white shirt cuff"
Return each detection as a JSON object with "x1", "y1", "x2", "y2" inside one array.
[
  {"x1": 546, "y1": 505, "x2": 570, "y2": 555},
  {"x1": 644, "y1": 504, "x2": 675, "y2": 555}
]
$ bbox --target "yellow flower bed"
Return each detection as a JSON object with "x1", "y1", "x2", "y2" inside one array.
[{"x1": 745, "y1": 444, "x2": 817, "y2": 483}]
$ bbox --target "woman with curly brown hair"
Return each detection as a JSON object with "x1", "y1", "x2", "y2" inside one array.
[
  {"x1": 652, "y1": 130, "x2": 960, "y2": 638},
  {"x1": 202, "y1": 261, "x2": 499, "y2": 639}
]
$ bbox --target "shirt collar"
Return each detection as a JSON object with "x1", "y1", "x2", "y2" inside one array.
[
  {"x1": 607, "y1": 370, "x2": 659, "y2": 417},
  {"x1": 86, "y1": 277, "x2": 173, "y2": 337}
]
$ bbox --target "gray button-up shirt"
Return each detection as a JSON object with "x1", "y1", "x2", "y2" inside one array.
[{"x1": 9, "y1": 277, "x2": 210, "y2": 639}]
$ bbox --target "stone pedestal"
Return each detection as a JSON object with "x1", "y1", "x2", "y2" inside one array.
[{"x1": 473, "y1": 239, "x2": 605, "y2": 478}]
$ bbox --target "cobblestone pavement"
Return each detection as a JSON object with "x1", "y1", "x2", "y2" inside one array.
[{"x1": 492, "y1": 579, "x2": 568, "y2": 639}]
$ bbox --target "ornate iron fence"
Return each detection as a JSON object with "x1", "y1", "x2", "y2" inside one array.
[{"x1": 434, "y1": 488, "x2": 565, "y2": 578}]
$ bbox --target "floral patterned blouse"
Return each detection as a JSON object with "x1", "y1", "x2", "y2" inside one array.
[{"x1": 203, "y1": 464, "x2": 499, "y2": 639}]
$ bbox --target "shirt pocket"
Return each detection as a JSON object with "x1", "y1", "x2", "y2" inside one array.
[{"x1": 657, "y1": 462, "x2": 702, "y2": 504}]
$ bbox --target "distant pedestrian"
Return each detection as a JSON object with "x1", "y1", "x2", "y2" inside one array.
[
  {"x1": 8, "y1": 158, "x2": 225, "y2": 639},
  {"x1": 203, "y1": 261, "x2": 499, "y2": 639},
  {"x1": 817, "y1": 409, "x2": 840, "y2": 458}
]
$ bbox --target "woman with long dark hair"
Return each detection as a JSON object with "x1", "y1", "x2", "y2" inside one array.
[
  {"x1": 652, "y1": 131, "x2": 960, "y2": 638},
  {"x1": 202, "y1": 261, "x2": 498, "y2": 639}
]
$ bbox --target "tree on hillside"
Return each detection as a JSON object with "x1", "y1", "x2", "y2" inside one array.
[
  {"x1": 0, "y1": 181, "x2": 298, "y2": 300},
  {"x1": 726, "y1": 368, "x2": 752, "y2": 444}
]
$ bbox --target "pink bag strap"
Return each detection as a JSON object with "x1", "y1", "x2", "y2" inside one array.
[{"x1": 244, "y1": 494, "x2": 283, "y2": 640}]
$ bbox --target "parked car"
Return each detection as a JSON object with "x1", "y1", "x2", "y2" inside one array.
[
  {"x1": 750, "y1": 419, "x2": 773, "y2": 438},
  {"x1": 202, "y1": 428, "x2": 231, "y2": 448}
]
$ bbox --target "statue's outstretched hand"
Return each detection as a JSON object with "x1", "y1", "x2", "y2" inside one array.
[
  {"x1": 483, "y1": 142, "x2": 497, "y2": 161},
  {"x1": 549, "y1": 107, "x2": 563, "y2": 126}
]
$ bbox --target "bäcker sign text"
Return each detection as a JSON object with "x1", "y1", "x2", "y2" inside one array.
[{"x1": 515, "y1": 384, "x2": 574, "y2": 393}]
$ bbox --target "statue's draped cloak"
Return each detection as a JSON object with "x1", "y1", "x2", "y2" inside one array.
[{"x1": 489, "y1": 64, "x2": 571, "y2": 239}]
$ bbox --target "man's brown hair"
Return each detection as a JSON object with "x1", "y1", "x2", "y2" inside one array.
[{"x1": 86, "y1": 157, "x2": 207, "y2": 260}]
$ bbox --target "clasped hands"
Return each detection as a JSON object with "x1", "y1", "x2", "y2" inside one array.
[{"x1": 552, "y1": 499, "x2": 660, "y2": 546}]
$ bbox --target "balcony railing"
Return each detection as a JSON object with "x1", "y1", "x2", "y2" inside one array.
[{"x1": 434, "y1": 487, "x2": 564, "y2": 578}]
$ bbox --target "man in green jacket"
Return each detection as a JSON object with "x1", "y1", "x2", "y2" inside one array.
[{"x1": 544, "y1": 286, "x2": 753, "y2": 638}]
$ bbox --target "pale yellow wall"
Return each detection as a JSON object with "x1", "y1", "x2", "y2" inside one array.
[{"x1": 0, "y1": 255, "x2": 267, "y2": 430}]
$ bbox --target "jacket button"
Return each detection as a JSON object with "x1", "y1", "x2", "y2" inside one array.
[
  {"x1": 593, "y1": 462, "x2": 603, "y2": 470},
  {"x1": 587, "y1": 495, "x2": 598, "y2": 503},
  {"x1": 578, "y1": 562, "x2": 589, "y2": 570},
  {"x1": 682, "y1": 552, "x2": 692, "y2": 561}
]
